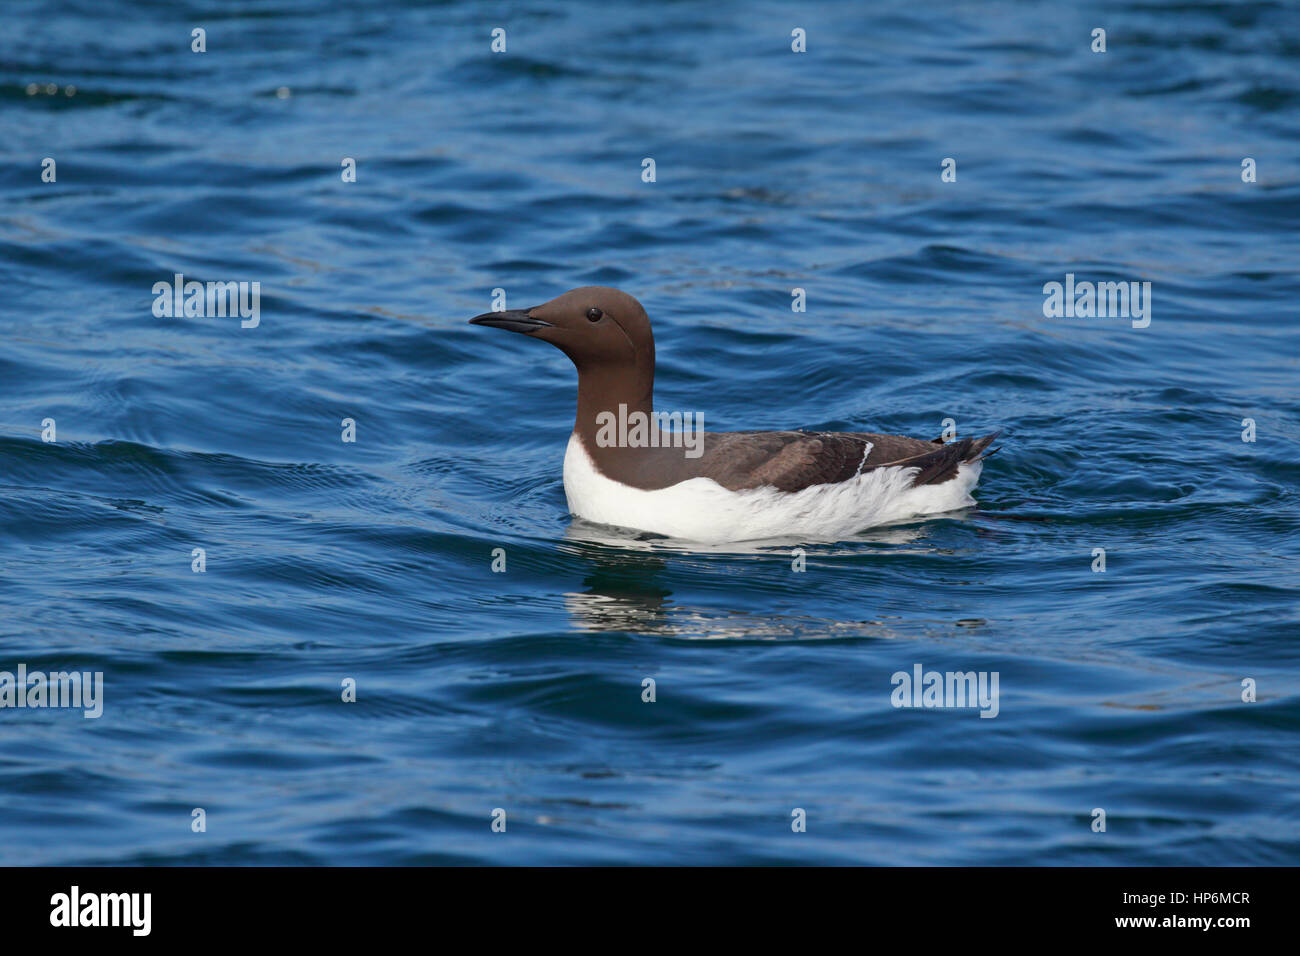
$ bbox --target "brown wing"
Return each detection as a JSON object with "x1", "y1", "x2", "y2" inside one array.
[{"x1": 691, "y1": 430, "x2": 999, "y2": 493}]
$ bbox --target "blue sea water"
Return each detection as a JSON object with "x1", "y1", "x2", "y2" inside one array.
[{"x1": 1, "y1": 0, "x2": 1298, "y2": 865}]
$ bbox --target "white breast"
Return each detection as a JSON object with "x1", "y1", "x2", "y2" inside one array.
[{"x1": 561, "y1": 432, "x2": 982, "y2": 544}]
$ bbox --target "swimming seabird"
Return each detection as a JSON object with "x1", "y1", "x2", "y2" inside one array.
[{"x1": 470, "y1": 287, "x2": 1000, "y2": 543}]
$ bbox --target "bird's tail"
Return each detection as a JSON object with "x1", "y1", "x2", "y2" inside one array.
[
  {"x1": 911, "y1": 430, "x2": 1002, "y2": 485},
  {"x1": 967, "y1": 430, "x2": 1002, "y2": 462}
]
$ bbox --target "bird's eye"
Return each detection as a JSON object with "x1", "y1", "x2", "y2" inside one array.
[{"x1": 586, "y1": 307, "x2": 603, "y2": 322}]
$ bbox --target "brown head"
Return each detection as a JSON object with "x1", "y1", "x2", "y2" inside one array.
[{"x1": 469, "y1": 286, "x2": 657, "y2": 439}]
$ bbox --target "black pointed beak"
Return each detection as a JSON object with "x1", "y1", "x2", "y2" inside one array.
[{"x1": 468, "y1": 308, "x2": 552, "y2": 335}]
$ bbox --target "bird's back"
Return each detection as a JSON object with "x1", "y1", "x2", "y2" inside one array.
[{"x1": 668, "y1": 429, "x2": 1000, "y2": 493}]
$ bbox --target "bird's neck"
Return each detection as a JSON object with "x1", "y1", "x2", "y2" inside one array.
[{"x1": 573, "y1": 363, "x2": 654, "y2": 450}]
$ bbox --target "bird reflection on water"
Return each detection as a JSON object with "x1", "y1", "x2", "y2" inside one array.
[{"x1": 558, "y1": 521, "x2": 942, "y2": 641}]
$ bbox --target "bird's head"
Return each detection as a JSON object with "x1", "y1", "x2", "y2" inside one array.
[{"x1": 469, "y1": 286, "x2": 654, "y2": 373}]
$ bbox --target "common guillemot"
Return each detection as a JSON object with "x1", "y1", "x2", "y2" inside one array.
[{"x1": 470, "y1": 287, "x2": 1000, "y2": 544}]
